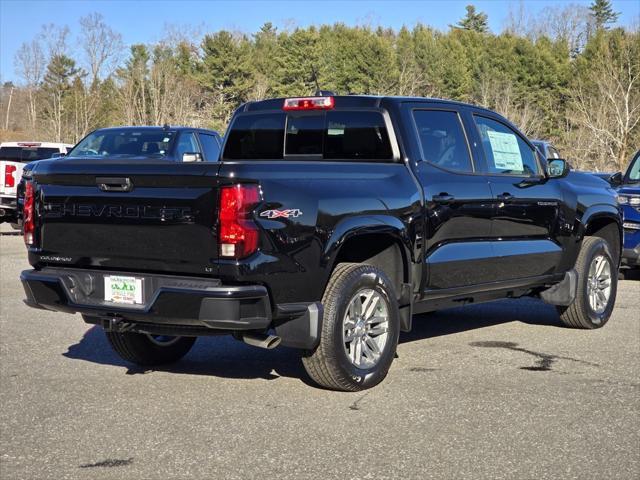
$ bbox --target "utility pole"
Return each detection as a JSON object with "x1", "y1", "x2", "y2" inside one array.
[{"x1": 4, "y1": 85, "x2": 13, "y2": 131}]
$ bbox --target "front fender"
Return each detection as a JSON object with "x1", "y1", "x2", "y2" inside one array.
[
  {"x1": 576, "y1": 204, "x2": 623, "y2": 266},
  {"x1": 579, "y1": 204, "x2": 622, "y2": 241}
]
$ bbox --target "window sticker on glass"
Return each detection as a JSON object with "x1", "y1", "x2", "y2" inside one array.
[{"x1": 486, "y1": 131, "x2": 523, "y2": 171}]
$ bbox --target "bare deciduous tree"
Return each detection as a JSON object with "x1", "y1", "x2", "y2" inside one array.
[
  {"x1": 477, "y1": 75, "x2": 544, "y2": 137},
  {"x1": 39, "y1": 23, "x2": 70, "y2": 58},
  {"x1": 505, "y1": 2, "x2": 591, "y2": 56},
  {"x1": 570, "y1": 34, "x2": 640, "y2": 171},
  {"x1": 14, "y1": 39, "x2": 45, "y2": 131},
  {"x1": 80, "y1": 13, "x2": 124, "y2": 86}
]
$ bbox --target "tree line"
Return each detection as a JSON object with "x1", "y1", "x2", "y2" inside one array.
[{"x1": 0, "y1": 1, "x2": 638, "y2": 171}]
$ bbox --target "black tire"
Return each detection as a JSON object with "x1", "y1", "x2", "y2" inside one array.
[
  {"x1": 557, "y1": 236, "x2": 618, "y2": 329},
  {"x1": 302, "y1": 263, "x2": 400, "y2": 391},
  {"x1": 105, "y1": 331, "x2": 196, "y2": 366}
]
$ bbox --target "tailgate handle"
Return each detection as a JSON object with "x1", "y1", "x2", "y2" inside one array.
[{"x1": 97, "y1": 177, "x2": 133, "y2": 192}]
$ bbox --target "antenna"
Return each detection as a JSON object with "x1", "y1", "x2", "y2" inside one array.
[
  {"x1": 310, "y1": 65, "x2": 336, "y2": 97},
  {"x1": 311, "y1": 64, "x2": 321, "y2": 95}
]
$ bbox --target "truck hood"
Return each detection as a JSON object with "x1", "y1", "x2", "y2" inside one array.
[
  {"x1": 617, "y1": 185, "x2": 640, "y2": 195},
  {"x1": 566, "y1": 171, "x2": 611, "y2": 188}
]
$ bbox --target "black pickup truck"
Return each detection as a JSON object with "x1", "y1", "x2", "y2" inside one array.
[{"x1": 20, "y1": 95, "x2": 622, "y2": 391}]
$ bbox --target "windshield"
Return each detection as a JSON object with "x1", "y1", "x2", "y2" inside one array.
[
  {"x1": 625, "y1": 151, "x2": 640, "y2": 183},
  {"x1": 0, "y1": 146, "x2": 60, "y2": 162},
  {"x1": 68, "y1": 129, "x2": 176, "y2": 158},
  {"x1": 531, "y1": 141, "x2": 544, "y2": 156}
]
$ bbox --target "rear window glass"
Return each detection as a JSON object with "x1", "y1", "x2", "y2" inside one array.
[
  {"x1": 224, "y1": 113, "x2": 285, "y2": 160},
  {"x1": 0, "y1": 147, "x2": 60, "y2": 162},
  {"x1": 286, "y1": 114, "x2": 324, "y2": 156},
  {"x1": 223, "y1": 110, "x2": 393, "y2": 161}
]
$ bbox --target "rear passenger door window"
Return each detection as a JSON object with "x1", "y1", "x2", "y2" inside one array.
[
  {"x1": 413, "y1": 110, "x2": 473, "y2": 173},
  {"x1": 474, "y1": 115, "x2": 539, "y2": 176},
  {"x1": 198, "y1": 133, "x2": 221, "y2": 161}
]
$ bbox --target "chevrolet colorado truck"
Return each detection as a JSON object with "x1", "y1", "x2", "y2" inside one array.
[
  {"x1": 14, "y1": 126, "x2": 222, "y2": 227},
  {"x1": 20, "y1": 95, "x2": 622, "y2": 391}
]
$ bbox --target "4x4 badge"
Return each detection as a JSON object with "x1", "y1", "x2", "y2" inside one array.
[{"x1": 260, "y1": 209, "x2": 303, "y2": 219}]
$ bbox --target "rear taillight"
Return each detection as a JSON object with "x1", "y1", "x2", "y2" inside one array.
[
  {"x1": 283, "y1": 96, "x2": 334, "y2": 111},
  {"x1": 4, "y1": 165, "x2": 16, "y2": 188},
  {"x1": 219, "y1": 184, "x2": 260, "y2": 258},
  {"x1": 23, "y1": 181, "x2": 35, "y2": 245}
]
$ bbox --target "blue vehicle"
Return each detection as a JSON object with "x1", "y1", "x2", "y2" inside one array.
[{"x1": 614, "y1": 150, "x2": 640, "y2": 268}]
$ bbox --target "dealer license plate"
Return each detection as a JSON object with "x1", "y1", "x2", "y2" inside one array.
[{"x1": 104, "y1": 275, "x2": 143, "y2": 304}]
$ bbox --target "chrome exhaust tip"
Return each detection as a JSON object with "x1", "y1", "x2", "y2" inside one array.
[{"x1": 241, "y1": 333, "x2": 282, "y2": 350}]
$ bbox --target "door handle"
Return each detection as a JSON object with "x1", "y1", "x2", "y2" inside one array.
[
  {"x1": 432, "y1": 193, "x2": 455, "y2": 204},
  {"x1": 497, "y1": 192, "x2": 514, "y2": 202}
]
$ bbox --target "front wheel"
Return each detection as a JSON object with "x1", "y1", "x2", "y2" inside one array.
[
  {"x1": 302, "y1": 263, "x2": 400, "y2": 391},
  {"x1": 105, "y1": 331, "x2": 196, "y2": 366},
  {"x1": 557, "y1": 236, "x2": 618, "y2": 329}
]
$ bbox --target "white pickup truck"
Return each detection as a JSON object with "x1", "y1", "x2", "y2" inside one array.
[{"x1": 1, "y1": 141, "x2": 74, "y2": 226}]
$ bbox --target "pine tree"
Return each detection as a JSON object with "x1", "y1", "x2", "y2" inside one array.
[
  {"x1": 41, "y1": 54, "x2": 81, "y2": 140},
  {"x1": 589, "y1": 0, "x2": 620, "y2": 30},
  {"x1": 200, "y1": 31, "x2": 254, "y2": 129},
  {"x1": 454, "y1": 5, "x2": 489, "y2": 33}
]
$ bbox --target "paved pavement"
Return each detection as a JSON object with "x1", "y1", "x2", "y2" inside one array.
[{"x1": 1, "y1": 232, "x2": 639, "y2": 480}]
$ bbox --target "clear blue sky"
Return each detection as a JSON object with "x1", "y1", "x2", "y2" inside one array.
[{"x1": 1, "y1": 0, "x2": 638, "y2": 83}]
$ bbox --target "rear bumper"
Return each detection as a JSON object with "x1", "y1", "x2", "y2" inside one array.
[
  {"x1": 0, "y1": 195, "x2": 17, "y2": 220},
  {"x1": 21, "y1": 267, "x2": 322, "y2": 349},
  {"x1": 21, "y1": 267, "x2": 272, "y2": 330}
]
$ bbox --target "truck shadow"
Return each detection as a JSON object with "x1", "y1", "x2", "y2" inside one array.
[
  {"x1": 64, "y1": 325, "x2": 316, "y2": 386},
  {"x1": 401, "y1": 298, "x2": 562, "y2": 344},
  {"x1": 63, "y1": 298, "x2": 562, "y2": 386}
]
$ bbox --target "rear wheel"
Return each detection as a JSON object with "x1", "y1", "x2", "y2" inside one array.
[
  {"x1": 302, "y1": 263, "x2": 400, "y2": 391},
  {"x1": 557, "y1": 236, "x2": 617, "y2": 329},
  {"x1": 105, "y1": 331, "x2": 196, "y2": 366}
]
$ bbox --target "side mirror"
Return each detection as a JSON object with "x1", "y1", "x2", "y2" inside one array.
[
  {"x1": 608, "y1": 172, "x2": 623, "y2": 187},
  {"x1": 547, "y1": 158, "x2": 569, "y2": 178},
  {"x1": 182, "y1": 152, "x2": 202, "y2": 162}
]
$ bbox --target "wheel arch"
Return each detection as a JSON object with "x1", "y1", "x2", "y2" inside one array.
[
  {"x1": 322, "y1": 215, "x2": 413, "y2": 330},
  {"x1": 582, "y1": 207, "x2": 622, "y2": 265}
]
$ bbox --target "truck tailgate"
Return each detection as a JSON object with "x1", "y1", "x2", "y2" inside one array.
[{"x1": 31, "y1": 159, "x2": 222, "y2": 275}]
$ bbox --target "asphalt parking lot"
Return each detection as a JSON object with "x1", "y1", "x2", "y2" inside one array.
[{"x1": 1, "y1": 231, "x2": 638, "y2": 480}]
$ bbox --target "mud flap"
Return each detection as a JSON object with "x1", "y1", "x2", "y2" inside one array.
[
  {"x1": 275, "y1": 302, "x2": 323, "y2": 350},
  {"x1": 540, "y1": 269, "x2": 577, "y2": 306}
]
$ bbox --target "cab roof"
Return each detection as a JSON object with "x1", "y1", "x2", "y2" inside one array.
[
  {"x1": 241, "y1": 95, "x2": 491, "y2": 113},
  {"x1": 0, "y1": 141, "x2": 74, "y2": 148},
  {"x1": 91, "y1": 126, "x2": 220, "y2": 136}
]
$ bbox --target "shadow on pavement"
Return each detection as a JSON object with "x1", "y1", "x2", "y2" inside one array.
[
  {"x1": 401, "y1": 298, "x2": 562, "y2": 344},
  {"x1": 63, "y1": 298, "x2": 562, "y2": 384},
  {"x1": 64, "y1": 325, "x2": 315, "y2": 385},
  {"x1": 621, "y1": 268, "x2": 640, "y2": 281}
]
